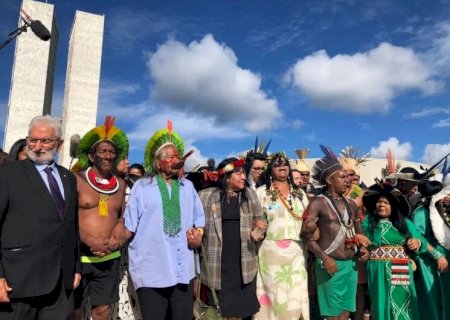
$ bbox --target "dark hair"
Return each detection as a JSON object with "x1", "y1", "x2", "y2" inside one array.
[
  {"x1": 244, "y1": 153, "x2": 267, "y2": 185},
  {"x1": 129, "y1": 163, "x2": 145, "y2": 176},
  {"x1": 0, "y1": 149, "x2": 8, "y2": 165},
  {"x1": 263, "y1": 154, "x2": 302, "y2": 195},
  {"x1": 7, "y1": 138, "x2": 27, "y2": 162},
  {"x1": 367, "y1": 194, "x2": 411, "y2": 239},
  {"x1": 217, "y1": 157, "x2": 248, "y2": 203}
]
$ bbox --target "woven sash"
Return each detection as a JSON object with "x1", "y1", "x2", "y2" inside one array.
[{"x1": 370, "y1": 246, "x2": 410, "y2": 285}]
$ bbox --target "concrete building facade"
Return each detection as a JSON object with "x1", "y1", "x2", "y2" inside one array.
[
  {"x1": 59, "y1": 10, "x2": 104, "y2": 169},
  {"x1": 3, "y1": 0, "x2": 58, "y2": 152},
  {"x1": 293, "y1": 158, "x2": 430, "y2": 187}
]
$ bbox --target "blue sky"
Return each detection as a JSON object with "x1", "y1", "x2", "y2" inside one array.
[{"x1": 1, "y1": 0, "x2": 450, "y2": 168}]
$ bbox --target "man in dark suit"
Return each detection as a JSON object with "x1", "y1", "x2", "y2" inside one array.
[{"x1": 0, "y1": 115, "x2": 81, "y2": 319}]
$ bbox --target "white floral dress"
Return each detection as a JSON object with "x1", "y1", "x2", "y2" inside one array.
[{"x1": 254, "y1": 186, "x2": 310, "y2": 320}]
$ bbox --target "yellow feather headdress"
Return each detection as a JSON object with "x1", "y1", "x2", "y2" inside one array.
[
  {"x1": 294, "y1": 149, "x2": 310, "y2": 172},
  {"x1": 339, "y1": 146, "x2": 369, "y2": 176},
  {"x1": 71, "y1": 115, "x2": 129, "y2": 172}
]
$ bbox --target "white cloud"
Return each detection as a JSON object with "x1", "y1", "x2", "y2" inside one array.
[
  {"x1": 404, "y1": 107, "x2": 450, "y2": 119},
  {"x1": 432, "y1": 117, "x2": 450, "y2": 128},
  {"x1": 357, "y1": 121, "x2": 372, "y2": 130},
  {"x1": 147, "y1": 34, "x2": 282, "y2": 132},
  {"x1": 424, "y1": 21, "x2": 450, "y2": 76},
  {"x1": 370, "y1": 137, "x2": 412, "y2": 160},
  {"x1": 91, "y1": 78, "x2": 251, "y2": 166},
  {"x1": 126, "y1": 109, "x2": 248, "y2": 152},
  {"x1": 421, "y1": 143, "x2": 450, "y2": 164},
  {"x1": 97, "y1": 81, "x2": 147, "y2": 122},
  {"x1": 285, "y1": 42, "x2": 442, "y2": 113},
  {"x1": 306, "y1": 131, "x2": 316, "y2": 141},
  {"x1": 289, "y1": 119, "x2": 304, "y2": 129}
]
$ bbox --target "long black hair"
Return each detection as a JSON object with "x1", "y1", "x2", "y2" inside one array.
[
  {"x1": 263, "y1": 153, "x2": 302, "y2": 198},
  {"x1": 367, "y1": 193, "x2": 411, "y2": 239}
]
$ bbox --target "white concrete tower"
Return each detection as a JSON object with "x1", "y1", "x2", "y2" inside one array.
[
  {"x1": 59, "y1": 10, "x2": 104, "y2": 169},
  {"x1": 3, "y1": 0, "x2": 58, "y2": 152}
]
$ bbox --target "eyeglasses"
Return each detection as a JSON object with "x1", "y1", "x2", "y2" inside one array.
[
  {"x1": 26, "y1": 137, "x2": 59, "y2": 146},
  {"x1": 252, "y1": 167, "x2": 264, "y2": 172}
]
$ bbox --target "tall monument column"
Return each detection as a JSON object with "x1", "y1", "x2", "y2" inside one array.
[
  {"x1": 59, "y1": 10, "x2": 104, "y2": 169},
  {"x1": 3, "y1": 0, "x2": 58, "y2": 152}
]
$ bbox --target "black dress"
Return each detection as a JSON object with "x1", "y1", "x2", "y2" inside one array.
[{"x1": 206, "y1": 194, "x2": 260, "y2": 318}]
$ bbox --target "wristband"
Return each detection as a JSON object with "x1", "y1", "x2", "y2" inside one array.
[
  {"x1": 428, "y1": 248, "x2": 443, "y2": 260},
  {"x1": 196, "y1": 227, "x2": 204, "y2": 236},
  {"x1": 320, "y1": 252, "x2": 329, "y2": 261}
]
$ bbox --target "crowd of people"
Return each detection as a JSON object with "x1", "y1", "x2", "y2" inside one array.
[{"x1": 0, "y1": 114, "x2": 449, "y2": 320}]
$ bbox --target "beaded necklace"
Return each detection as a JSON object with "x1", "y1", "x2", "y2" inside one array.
[
  {"x1": 156, "y1": 175, "x2": 181, "y2": 237},
  {"x1": 272, "y1": 184, "x2": 304, "y2": 220},
  {"x1": 85, "y1": 167, "x2": 119, "y2": 194}
]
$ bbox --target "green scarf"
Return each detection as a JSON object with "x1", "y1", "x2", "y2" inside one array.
[{"x1": 156, "y1": 175, "x2": 181, "y2": 237}]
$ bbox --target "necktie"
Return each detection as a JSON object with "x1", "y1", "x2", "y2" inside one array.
[{"x1": 44, "y1": 166, "x2": 65, "y2": 218}]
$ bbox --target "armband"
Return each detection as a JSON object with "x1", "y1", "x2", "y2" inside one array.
[{"x1": 428, "y1": 248, "x2": 443, "y2": 260}]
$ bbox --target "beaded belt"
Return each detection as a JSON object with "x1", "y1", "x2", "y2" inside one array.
[
  {"x1": 370, "y1": 246, "x2": 410, "y2": 285},
  {"x1": 369, "y1": 246, "x2": 408, "y2": 260}
]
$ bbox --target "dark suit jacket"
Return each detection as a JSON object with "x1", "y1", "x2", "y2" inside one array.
[{"x1": 0, "y1": 159, "x2": 80, "y2": 298}]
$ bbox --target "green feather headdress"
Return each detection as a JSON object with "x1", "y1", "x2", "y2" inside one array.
[
  {"x1": 144, "y1": 120, "x2": 184, "y2": 175},
  {"x1": 71, "y1": 116, "x2": 129, "y2": 172}
]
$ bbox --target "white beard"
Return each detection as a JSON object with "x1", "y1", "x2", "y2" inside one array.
[{"x1": 27, "y1": 148, "x2": 57, "y2": 165}]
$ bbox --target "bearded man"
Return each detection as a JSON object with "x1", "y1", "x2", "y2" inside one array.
[{"x1": 0, "y1": 115, "x2": 80, "y2": 319}]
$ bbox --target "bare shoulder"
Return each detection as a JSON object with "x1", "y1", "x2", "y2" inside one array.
[
  {"x1": 75, "y1": 170, "x2": 87, "y2": 182},
  {"x1": 346, "y1": 197, "x2": 359, "y2": 212},
  {"x1": 118, "y1": 176, "x2": 126, "y2": 194},
  {"x1": 307, "y1": 194, "x2": 327, "y2": 208}
]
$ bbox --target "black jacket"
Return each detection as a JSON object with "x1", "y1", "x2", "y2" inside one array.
[{"x1": 0, "y1": 159, "x2": 80, "y2": 298}]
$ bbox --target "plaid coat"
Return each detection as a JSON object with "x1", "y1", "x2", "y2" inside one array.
[{"x1": 198, "y1": 187, "x2": 265, "y2": 290}]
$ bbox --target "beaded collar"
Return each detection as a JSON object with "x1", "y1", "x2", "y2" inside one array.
[{"x1": 85, "y1": 167, "x2": 119, "y2": 194}]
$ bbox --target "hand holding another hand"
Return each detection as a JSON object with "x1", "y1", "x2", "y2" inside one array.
[
  {"x1": 0, "y1": 278, "x2": 12, "y2": 303},
  {"x1": 407, "y1": 238, "x2": 421, "y2": 251},
  {"x1": 187, "y1": 227, "x2": 203, "y2": 249}
]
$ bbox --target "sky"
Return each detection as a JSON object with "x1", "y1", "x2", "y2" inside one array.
[{"x1": 1, "y1": 0, "x2": 450, "y2": 169}]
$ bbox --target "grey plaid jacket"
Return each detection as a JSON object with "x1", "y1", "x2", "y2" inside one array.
[{"x1": 198, "y1": 187, "x2": 265, "y2": 290}]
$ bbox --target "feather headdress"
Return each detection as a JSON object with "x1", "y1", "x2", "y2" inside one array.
[
  {"x1": 339, "y1": 146, "x2": 369, "y2": 176},
  {"x1": 311, "y1": 145, "x2": 343, "y2": 185},
  {"x1": 294, "y1": 149, "x2": 310, "y2": 172},
  {"x1": 144, "y1": 120, "x2": 184, "y2": 174},
  {"x1": 380, "y1": 148, "x2": 401, "y2": 179},
  {"x1": 71, "y1": 116, "x2": 129, "y2": 172},
  {"x1": 246, "y1": 137, "x2": 271, "y2": 160}
]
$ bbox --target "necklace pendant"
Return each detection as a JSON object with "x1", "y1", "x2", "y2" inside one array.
[{"x1": 99, "y1": 194, "x2": 109, "y2": 217}]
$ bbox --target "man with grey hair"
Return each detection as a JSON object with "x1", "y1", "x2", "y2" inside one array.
[
  {"x1": 116, "y1": 123, "x2": 205, "y2": 319},
  {"x1": 0, "y1": 115, "x2": 80, "y2": 319}
]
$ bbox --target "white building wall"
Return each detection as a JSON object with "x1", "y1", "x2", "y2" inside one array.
[
  {"x1": 3, "y1": 0, "x2": 58, "y2": 151},
  {"x1": 296, "y1": 158, "x2": 428, "y2": 187},
  {"x1": 59, "y1": 11, "x2": 104, "y2": 169}
]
